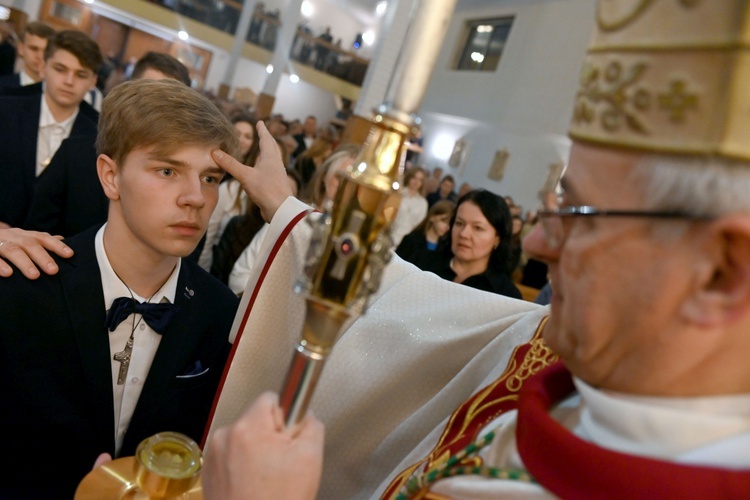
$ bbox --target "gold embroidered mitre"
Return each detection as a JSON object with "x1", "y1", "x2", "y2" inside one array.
[{"x1": 569, "y1": 0, "x2": 750, "y2": 160}]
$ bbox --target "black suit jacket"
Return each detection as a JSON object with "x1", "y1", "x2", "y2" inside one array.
[
  {"x1": 0, "y1": 92, "x2": 98, "y2": 227},
  {"x1": 291, "y1": 132, "x2": 310, "y2": 159},
  {"x1": 0, "y1": 72, "x2": 20, "y2": 94},
  {"x1": 0, "y1": 226, "x2": 238, "y2": 498},
  {"x1": 24, "y1": 135, "x2": 107, "y2": 236}
]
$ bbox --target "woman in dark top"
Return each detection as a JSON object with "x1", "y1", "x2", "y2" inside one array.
[
  {"x1": 210, "y1": 169, "x2": 302, "y2": 285},
  {"x1": 412, "y1": 189, "x2": 522, "y2": 299},
  {"x1": 396, "y1": 199, "x2": 455, "y2": 264}
]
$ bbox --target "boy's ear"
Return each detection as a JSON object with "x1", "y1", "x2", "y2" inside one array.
[{"x1": 97, "y1": 154, "x2": 120, "y2": 201}]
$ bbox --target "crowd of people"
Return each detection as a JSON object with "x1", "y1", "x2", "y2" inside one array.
[{"x1": 3, "y1": 1, "x2": 748, "y2": 497}]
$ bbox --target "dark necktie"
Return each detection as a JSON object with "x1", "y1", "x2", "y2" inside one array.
[{"x1": 104, "y1": 297, "x2": 179, "y2": 334}]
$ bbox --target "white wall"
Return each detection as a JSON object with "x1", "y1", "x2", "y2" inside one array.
[{"x1": 418, "y1": 0, "x2": 595, "y2": 212}]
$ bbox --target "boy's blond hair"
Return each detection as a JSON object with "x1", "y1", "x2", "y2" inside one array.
[{"x1": 97, "y1": 79, "x2": 238, "y2": 164}]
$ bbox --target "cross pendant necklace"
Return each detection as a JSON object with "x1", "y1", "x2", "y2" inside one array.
[
  {"x1": 109, "y1": 262, "x2": 175, "y2": 386},
  {"x1": 114, "y1": 333, "x2": 134, "y2": 385},
  {"x1": 110, "y1": 269, "x2": 158, "y2": 386}
]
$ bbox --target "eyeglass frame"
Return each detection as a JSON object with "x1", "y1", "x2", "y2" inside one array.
[{"x1": 537, "y1": 205, "x2": 713, "y2": 249}]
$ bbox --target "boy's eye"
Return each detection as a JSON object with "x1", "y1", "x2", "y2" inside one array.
[{"x1": 160, "y1": 168, "x2": 174, "y2": 176}]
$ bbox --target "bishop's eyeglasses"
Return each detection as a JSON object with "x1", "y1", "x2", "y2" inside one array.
[{"x1": 536, "y1": 195, "x2": 712, "y2": 250}]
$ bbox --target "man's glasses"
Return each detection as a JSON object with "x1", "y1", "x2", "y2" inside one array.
[{"x1": 537, "y1": 205, "x2": 712, "y2": 249}]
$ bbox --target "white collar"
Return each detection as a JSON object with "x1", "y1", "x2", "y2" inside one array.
[
  {"x1": 95, "y1": 224, "x2": 181, "y2": 309},
  {"x1": 573, "y1": 376, "x2": 750, "y2": 464},
  {"x1": 19, "y1": 69, "x2": 37, "y2": 86},
  {"x1": 40, "y1": 91, "x2": 79, "y2": 131}
]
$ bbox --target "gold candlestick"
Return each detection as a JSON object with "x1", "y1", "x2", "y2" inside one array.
[{"x1": 279, "y1": 0, "x2": 459, "y2": 427}]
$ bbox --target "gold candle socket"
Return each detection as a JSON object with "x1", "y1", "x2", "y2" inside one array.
[{"x1": 75, "y1": 432, "x2": 203, "y2": 500}]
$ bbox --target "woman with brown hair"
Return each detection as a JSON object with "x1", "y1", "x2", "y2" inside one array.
[
  {"x1": 395, "y1": 199, "x2": 455, "y2": 264},
  {"x1": 197, "y1": 113, "x2": 259, "y2": 270},
  {"x1": 228, "y1": 144, "x2": 359, "y2": 293}
]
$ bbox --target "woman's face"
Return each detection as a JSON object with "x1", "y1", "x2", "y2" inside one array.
[
  {"x1": 234, "y1": 121, "x2": 255, "y2": 158},
  {"x1": 512, "y1": 216, "x2": 523, "y2": 236},
  {"x1": 324, "y1": 157, "x2": 355, "y2": 202},
  {"x1": 431, "y1": 213, "x2": 451, "y2": 238},
  {"x1": 408, "y1": 171, "x2": 424, "y2": 192},
  {"x1": 451, "y1": 201, "x2": 500, "y2": 267}
]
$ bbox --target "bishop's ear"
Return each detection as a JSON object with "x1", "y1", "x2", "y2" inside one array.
[
  {"x1": 683, "y1": 215, "x2": 750, "y2": 326},
  {"x1": 97, "y1": 154, "x2": 120, "y2": 201}
]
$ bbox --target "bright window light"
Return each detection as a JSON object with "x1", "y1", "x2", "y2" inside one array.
[
  {"x1": 178, "y1": 30, "x2": 189, "y2": 41},
  {"x1": 432, "y1": 134, "x2": 455, "y2": 161},
  {"x1": 266, "y1": 64, "x2": 274, "y2": 74},
  {"x1": 471, "y1": 52, "x2": 485, "y2": 63},
  {"x1": 289, "y1": 74, "x2": 299, "y2": 83},
  {"x1": 84, "y1": 0, "x2": 94, "y2": 4},
  {"x1": 376, "y1": 1, "x2": 387, "y2": 15},
  {"x1": 301, "y1": 1, "x2": 313, "y2": 17},
  {"x1": 362, "y1": 31, "x2": 375, "y2": 46},
  {"x1": 477, "y1": 25, "x2": 493, "y2": 33}
]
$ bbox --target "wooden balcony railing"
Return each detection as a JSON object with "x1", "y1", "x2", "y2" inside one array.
[{"x1": 146, "y1": 0, "x2": 369, "y2": 85}]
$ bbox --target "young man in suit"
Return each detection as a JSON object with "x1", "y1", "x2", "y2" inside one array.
[
  {"x1": 291, "y1": 114, "x2": 317, "y2": 159},
  {"x1": 0, "y1": 29, "x2": 101, "y2": 228},
  {"x1": 0, "y1": 78, "x2": 240, "y2": 499},
  {"x1": 0, "y1": 21, "x2": 56, "y2": 93},
  {"x1": 23, "y1": 52, "x2": 192, "y2": 237}
]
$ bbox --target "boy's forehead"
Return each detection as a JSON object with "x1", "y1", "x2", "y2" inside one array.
[
  {"x1": 24, "y1": 33, "x2": 47, "y2": 46},
  {"x1": 47, "y1": 49, "x2": 91, "y2": 71},
  {"x1": 133, "y1": 143, "x2": 220, "y2": 161}
]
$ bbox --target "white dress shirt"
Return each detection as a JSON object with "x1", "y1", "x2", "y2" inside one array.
[
  {"x1": 95, "y1": 224, "x2": 181, "y2": 456},
  {"x1": 19, "y1": 69, "x2": 36, "y2": 86},
  {"x1": 36, "y1": 93, "x2": 78, "y2": 176}
]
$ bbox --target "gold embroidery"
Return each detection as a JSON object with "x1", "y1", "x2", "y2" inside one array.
[
  {"x1": 597, "y1": 0, "x2": 655, "y2": 32},
  {"x1": 506, "y1": 338, "x2": 558, "y2": 392},
  {"x1": 573, "y1": 60, "x2": 700, "y2": 135},
  {"x1": 382, "y1": 317, "x2": 555, "y2": 499},
  {"x1": 658, "y1": 79, "x2": 698, "y2": 123},
  {"x1": 596, "y1": 0, "x2": 700, "y2": 32},
  {"x1": 574, "y1": 60, "x2": 650, "y2": 135}
]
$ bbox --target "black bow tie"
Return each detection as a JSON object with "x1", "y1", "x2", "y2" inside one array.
[{"x1": 105, "y1": 297, "x2": 179, "y2": 334}]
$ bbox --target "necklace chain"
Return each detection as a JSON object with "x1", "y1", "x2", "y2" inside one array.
[{"x1": 110, "y1": 266, "x2": 166, "y2": 385}]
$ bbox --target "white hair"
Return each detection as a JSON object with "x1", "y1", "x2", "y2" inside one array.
[{"x1": 634, "y1": 154, "x2": 750, "y2": 216}]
